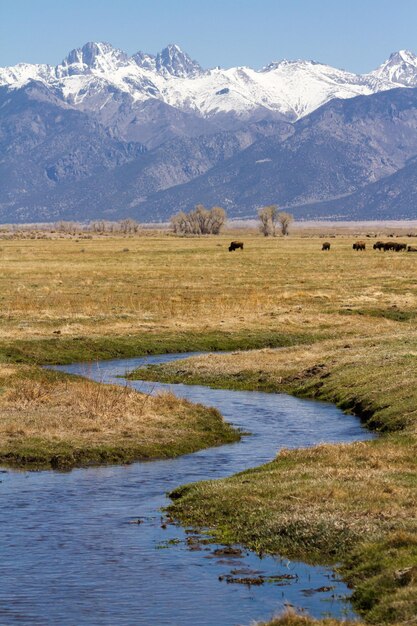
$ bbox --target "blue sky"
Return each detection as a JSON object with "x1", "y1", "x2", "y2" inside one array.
[{"x1": 1, "y1": 0, "x2": 416, "y2": 72}]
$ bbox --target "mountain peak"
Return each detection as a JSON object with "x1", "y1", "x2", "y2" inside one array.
[
  {"x1": 132, "y1": 50, "x2": 156, "y2": 71},
  {"x1": 389, "y1": 49, "x2": 417, "y2": 64},
  {"x1": 370, "y1": 49, "x2": 417, "y2": 86},
  {"x1": 58, "y1": 42, "x2": 128, "y2": 77},
  {"x1": 155, "y1": 44, "x2": 203, "y2": 77}
]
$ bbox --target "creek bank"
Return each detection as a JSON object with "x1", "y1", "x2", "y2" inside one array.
[
  {"x1": 129, "y1": 345, "x2": 417, "y2": 625},
  {"x1": 0, "y1": 328, "x2": 321, "y2": 365},
  {"x1": 0, "y1": 329, "x2": 320, "y2": 470}
]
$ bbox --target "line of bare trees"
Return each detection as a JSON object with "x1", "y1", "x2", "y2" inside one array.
[
  {"x1": 170, "y1": 204, "x2": 227, "y2": 235},
  {"x1": 54, "y1": 204, "x2": 293, "y2": 237},
  {"x1": 55, "y1": 219, "x2": 141, "y2": 234}
]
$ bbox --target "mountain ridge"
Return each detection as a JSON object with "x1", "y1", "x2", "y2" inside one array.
[
  {"x1": 3, "y1": 43, "x2": 417, "y2": 223},
  {"x1": 2, "y1": 43, "x2": 416, "y2": 124}
]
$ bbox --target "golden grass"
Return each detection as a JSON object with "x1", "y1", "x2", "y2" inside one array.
[
  {"x1": 1, "y1": 233, "x2": 416, "y2": 341},
  {"x1": 0, "y1": 368, "x2": 239, "y2": 468}
]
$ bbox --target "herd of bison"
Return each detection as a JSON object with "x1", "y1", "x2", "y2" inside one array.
[
  {"x1": 323, "y1": 240, "x2": 417, "y2": 252},
  {"x1": 228, "y1": 240, "x2": 417, "y2": 252}
]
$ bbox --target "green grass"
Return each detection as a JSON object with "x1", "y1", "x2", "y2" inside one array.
[
  {"x1": 0, "y1": 329, "x2": 322, "y2": 365},
  {"x1": 340, "y1": 307, "x2": 417, "y2": 322},
  {"x1": 0, "y1": 430, "x2": 239, "y2": 471}
]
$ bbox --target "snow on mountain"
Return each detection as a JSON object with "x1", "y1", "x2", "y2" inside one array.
[
  {"x1": 132, "y1": 43, "x2": 203, "y2": 77},
  {"x1": 160, "y1": 59, "x2": 393, "y2": 121},
  {"x1": 368, "y1": 49, "x2": 417, "y2": 86},
  {"x1": 155, "y1": 44, "x2": 203, "y2": 77},
  {"x1": 56, "y1": 42, "x2": 130, "y2": 77},
  {"x1": 1, "y1": 43, "x2": 417, "y2": 122},
  {"x1": 0, "y1": 62, "x2": 53, "y2": 88}
]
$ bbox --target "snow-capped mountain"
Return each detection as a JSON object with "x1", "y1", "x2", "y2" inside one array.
[
  {"x1": 3, "y1": 43, "x2": 417, "y2": 224},
  {"x1": 1, "y1": 42, "x2": 416, "y2": 124}
]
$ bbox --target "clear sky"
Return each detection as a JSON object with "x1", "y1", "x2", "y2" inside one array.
[{"x1": 1, "y1": 0, "x2": 416, "y2": 73}]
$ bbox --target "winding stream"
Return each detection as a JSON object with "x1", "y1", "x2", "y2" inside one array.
[{"x1": 0, "y1": 353, "x2": 373, "y2": 625}]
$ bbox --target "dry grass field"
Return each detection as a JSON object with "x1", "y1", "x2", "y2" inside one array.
[
  {"x1": 1, "y1": 230, "x2": 416, "y2": 342},
  {"x1": 1, "y1": 230, "x2": 417, "y2": 623}
]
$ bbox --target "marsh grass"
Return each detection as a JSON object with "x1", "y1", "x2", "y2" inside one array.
[
  {"x1": 0, "y1": 367, "x2": 239, "y2": 468},
  {"x1": 256, "y1": 610, "x2": 365, "y2": 626}
]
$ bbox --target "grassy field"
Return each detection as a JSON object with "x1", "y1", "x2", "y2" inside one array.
[{"x1": 1, "y1": 230, "x2": 417, "y2": 622}]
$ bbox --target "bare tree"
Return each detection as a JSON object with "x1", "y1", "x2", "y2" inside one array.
[
  {"x1": 258, "y1": 205, "x2": 278, "y2": 236},
  {"x1": 90, "y1": 220, "x2": 106, "y2": 234},
  {"x1": 170, "y1": 211, "x2": 190, "y2": 234},
  {"x1": 55, "y1": 221, "x2": 79, "y2": 235},
  {"x1": 207, "y1": 206, "x2": 226, "y2": 234},
  {"x1": 119, "y1": 218, "x2": 140, "y2": 234},
  {"x1": 278, "y1": 211, "x2": 294, "y2": 236},
  {"x1": 190, "y1": 204, "x2": 210, "y2": 234}
]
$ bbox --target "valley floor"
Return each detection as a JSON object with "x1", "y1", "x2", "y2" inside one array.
[{"x1": 0, "y1": 230, "x2": 416, "y2": 623}]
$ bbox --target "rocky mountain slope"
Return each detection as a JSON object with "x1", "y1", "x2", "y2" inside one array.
[
  {"x1": 138, "y1": 86, "x2": 417, "y2": 220},
  {"x1": 2, "y1": 44, "x2": 417, "y2": 222}
]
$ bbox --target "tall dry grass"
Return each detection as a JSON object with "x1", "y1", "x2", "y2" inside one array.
[{"x1": 0, "y1": 370, "x2": 239, "y2": 467}]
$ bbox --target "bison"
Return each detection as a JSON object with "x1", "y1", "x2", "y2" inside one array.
[
  {"x1": 353, "y1": 241, "x2": 366, "y2": 251},
  {"x1": 373, "y1": 241, "x2": 385, "y2": 250},
  {"x1": 383, "y1": 242, "x2": 406, "y2": 251},
  {"x1": 407, "y1": 245, "x2": 417, "y2": 252},
  {"x1": 322, "y1": 242, "x2": 331, "y2": 251},
  {"x1": 229, "y1": 241, "x2": 244, "y2": 251}
]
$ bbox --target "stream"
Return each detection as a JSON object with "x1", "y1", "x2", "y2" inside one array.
[{"x1": 0, "y1": 352, "x2": 373, "y2": 625}]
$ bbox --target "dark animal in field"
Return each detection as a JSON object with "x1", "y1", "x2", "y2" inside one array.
[
  {"x1": 322, "y1": 242, "x2": 331, "y2": 250},
  {"x1": 383, "y1": 242, "x2": 406, "y2": 251},
  {"x1": 408, "y1": 245, "x2": 417, "y2": 252},
  {"x1": 229, "y1": 241, "x2": 244, "y2": 251},
  {"x1": 353, "y1": 241, "x2": 366, "y2": 251},
  {"x1": 373, "y1": 241, "x2": 385, "y2": 250}
]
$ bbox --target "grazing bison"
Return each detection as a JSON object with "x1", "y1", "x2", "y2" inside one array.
[
  {"x1": 353, "y1": 241, "x2": 366, "y2": 251},
  {"x1": 373, "y1": 241, "x2": 385, "y2": 250},
  {"x1": 408, "y1": 245, "x2": 417, "y2": 252},
  {"x1": 383, "y1": 242, "x2": 406, "y2": 251},
  {"x1": 322, "y1": 242, "x2": 331, "y2": 251},
  {"x1": 229, "y1": 241, "x2": 244, "y2": 251}
]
